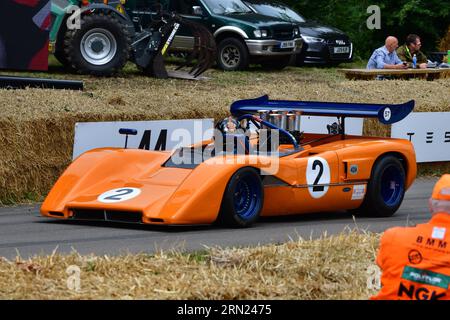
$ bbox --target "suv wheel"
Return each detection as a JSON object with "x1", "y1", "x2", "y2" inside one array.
[{"x1": 217, "y1": 38, "x2": 249, "y2": 71}]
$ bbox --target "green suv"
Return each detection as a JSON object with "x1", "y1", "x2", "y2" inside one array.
[{"x1": 126, "y1": 0, "x2": 303, "y2": 70}]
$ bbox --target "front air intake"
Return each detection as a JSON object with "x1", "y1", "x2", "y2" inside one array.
[{"x1": 71, "y1": 209, "x2": 143, "y2": 224}]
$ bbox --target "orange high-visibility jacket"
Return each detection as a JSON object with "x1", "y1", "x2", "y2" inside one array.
[{"x1": 372, "y1": 213, "x2": 450, "y2": 300}]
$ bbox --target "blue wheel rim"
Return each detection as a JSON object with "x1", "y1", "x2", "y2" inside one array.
[
  {"x1": 233, "y1": 174, "x2": 262, "y2": 220},
  {"x1": 380, "y1": 165, "x2": 404, "y2": 206}
]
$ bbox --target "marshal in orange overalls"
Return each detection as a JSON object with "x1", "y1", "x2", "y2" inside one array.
[{"x1": 372, "y1": 174, "x2": 450, "y2": 300}]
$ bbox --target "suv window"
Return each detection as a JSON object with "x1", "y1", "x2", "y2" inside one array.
[
  {"x1": 202, "y1": 0, "x2": 252, "y2": 15},
  {"x1": 173, "y1": 0, "x2": 201, "y2": 15}
]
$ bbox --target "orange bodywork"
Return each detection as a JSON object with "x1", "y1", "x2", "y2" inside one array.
[{"x1": 41, "y1": 133, "x2": 416, "y2": 225}]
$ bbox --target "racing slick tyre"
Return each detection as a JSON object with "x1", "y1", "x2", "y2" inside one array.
[
  {"x1": 218, "y1": 167, "x2": 264, "y2": 228},
  {"x1": 62, "y1": 13, "x2": 131, "y2": 76},
  {"x1": 217, "y1": 37, "x2": 249, "y2": 71},
  {"x1": 357, "y1": 155, "x2": 406, "y2": 217}
]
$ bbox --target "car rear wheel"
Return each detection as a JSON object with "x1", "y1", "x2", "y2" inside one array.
[
  {"x1": 356, "y1": 155, "x2": 406, "y2": 217},
  {"x1": 217, "y1": 38, "x2": 249, "y2": 71},
  {"x1": 218, "y1": 167, "x2": 264, "y2": 228}
]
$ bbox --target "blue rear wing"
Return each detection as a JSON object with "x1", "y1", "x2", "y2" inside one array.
[{"x1": 230, "y1": 95, "x2": 414, "y2": 125}]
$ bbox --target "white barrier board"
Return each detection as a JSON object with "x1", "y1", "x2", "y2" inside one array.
[
  {"x1": 391, "y1": 112, "x2": 450, "y2": 163},
  {"x1": 73, "y1": 119, "x2": 214, "y2": 159}
]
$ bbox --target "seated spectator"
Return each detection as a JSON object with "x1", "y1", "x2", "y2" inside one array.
[
  {"x1": 397, "y1": 34, "x2": 428, "y2": 69},
  {"x1": 371, "y1": 174, "x2": 450, "y2": 300},
  {"x1": 367, "y1": 36, "x2": 407, "y2": 70}
]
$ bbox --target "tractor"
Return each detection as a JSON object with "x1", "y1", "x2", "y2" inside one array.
[{"x1": 49, "y1": 0, "x2": 215, "y2": 78}]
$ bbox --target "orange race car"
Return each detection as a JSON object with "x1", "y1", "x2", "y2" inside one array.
[{"x1": 41, "y1": 95, "x2": 417, "y2": 227}]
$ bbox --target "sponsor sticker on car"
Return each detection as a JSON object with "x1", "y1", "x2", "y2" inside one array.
[{"x1": 352, "y1": 185, "x2": 366, "y2": 200}]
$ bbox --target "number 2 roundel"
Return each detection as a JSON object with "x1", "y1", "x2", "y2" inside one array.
[
  {"x1": 306, "y1": 157, "x2": 331, "y2": 199},
  {"x1": 98, "y1": 188, "x2": 141, "y2": 203}
]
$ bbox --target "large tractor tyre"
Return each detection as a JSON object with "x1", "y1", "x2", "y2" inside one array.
[
  {"x1": 217, "y1": 167, "x2": 264, "y2": 228},
  {"x1": 356, "y1": 155, "x2": 406, "y2": 217},
  {"x1": 53, "y1": 49, "x2": 68, "y2": 66},
  {"x1": 63, "y1": 13, "x2": 131, "y2": 76},
  {"x1": 53, "y1": 15, "x2": 72, "y2": 70},
  {"x1": 217, "y1": 37, "x2": 249, "y2": 71},
  {"x1": 260, "y1": 55, "x2": 291, "y2": 70}
]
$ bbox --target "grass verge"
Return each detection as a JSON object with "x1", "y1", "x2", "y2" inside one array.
[{"x1": 0, "y1": 230, "x2": 381, "y2": 300}]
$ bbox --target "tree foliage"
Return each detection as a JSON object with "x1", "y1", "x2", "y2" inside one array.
[{"x1": 281, "y1": 0, "x2": 450, "y2": 59}]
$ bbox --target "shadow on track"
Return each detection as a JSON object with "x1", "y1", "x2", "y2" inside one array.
[{"x1": 35, "y1": 209, "x2": 373, "y2": 233}]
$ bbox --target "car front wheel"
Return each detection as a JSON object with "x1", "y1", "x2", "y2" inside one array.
[{"x1": 218, "y1": 167, "x2": 264, "y2": 227}]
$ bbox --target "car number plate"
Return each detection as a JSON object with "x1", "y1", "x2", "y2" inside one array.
[
  {"x1": 280, "y1": 41, "x2": 295, "y2": 49},
  {"x1": 334, "y1": 46, "x2": 350, "y2": 54}
]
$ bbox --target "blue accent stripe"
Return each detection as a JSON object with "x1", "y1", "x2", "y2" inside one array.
[{"x1": 230, "y1": 95, "x2": 414, "y2": 125}]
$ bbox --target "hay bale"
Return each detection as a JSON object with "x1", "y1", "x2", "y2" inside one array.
[
  {"x1": 0, "y1": 70, "x2": 449, "y2": 203},
  {"x1": 0, "y1": 231, "x2": 381, "y2": 299}
]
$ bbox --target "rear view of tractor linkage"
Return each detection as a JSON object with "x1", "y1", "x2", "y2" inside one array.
[
  {"x1": 50, "y1": 0, "x2": 216, "y2": 79},
  {"x1": 132, "y1": 8, "x2": 216, "y2": 79}
]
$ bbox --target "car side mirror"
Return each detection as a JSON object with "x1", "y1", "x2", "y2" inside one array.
[
  {"x1": 192, "y1": 6, "x2": 204, "y2": 16},
  {"x1": 119, "y1": 128, "x2": 138, "y2": 149}
]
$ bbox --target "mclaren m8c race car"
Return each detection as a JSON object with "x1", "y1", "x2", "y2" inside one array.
[{"x1": 41, "y1": 96, "x2": 417, "y2": 228}]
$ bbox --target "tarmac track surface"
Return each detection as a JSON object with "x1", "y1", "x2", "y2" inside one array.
[{"x1": 0, "y1": 177, "x2": 437, "y2": 259}]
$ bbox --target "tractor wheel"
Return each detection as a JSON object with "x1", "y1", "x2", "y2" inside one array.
[
  {"x1": 62, "y1": 13, "x2": 131, "y2": 76},
  {"x1": 355, "y1": 155, "x2": 406, "y2": 217},
  {"x1": 53, "y1": 49, "x2": 73, "y2": 71},
  {"x1": 218, "y1": 167, "x2": 264, "y2": 228},
  {"x1": 217, "y1": 37, "x2": 249, "y2": 71},
  {"x1": 53, "y1": 50, "x2": 65, "y2": 66}
]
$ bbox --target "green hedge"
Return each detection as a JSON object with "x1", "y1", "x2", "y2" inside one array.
[{"x1": 282, "y1": 0, "x2": 449, "y2": 60}]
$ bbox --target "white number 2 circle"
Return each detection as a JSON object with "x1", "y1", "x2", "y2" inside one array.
[
  {"x1": 97, "y1": 188, "x2": 141, "y2": 203},
  {"x1": 306, "y1": 157, "x2": 331, "y2": 199}
]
